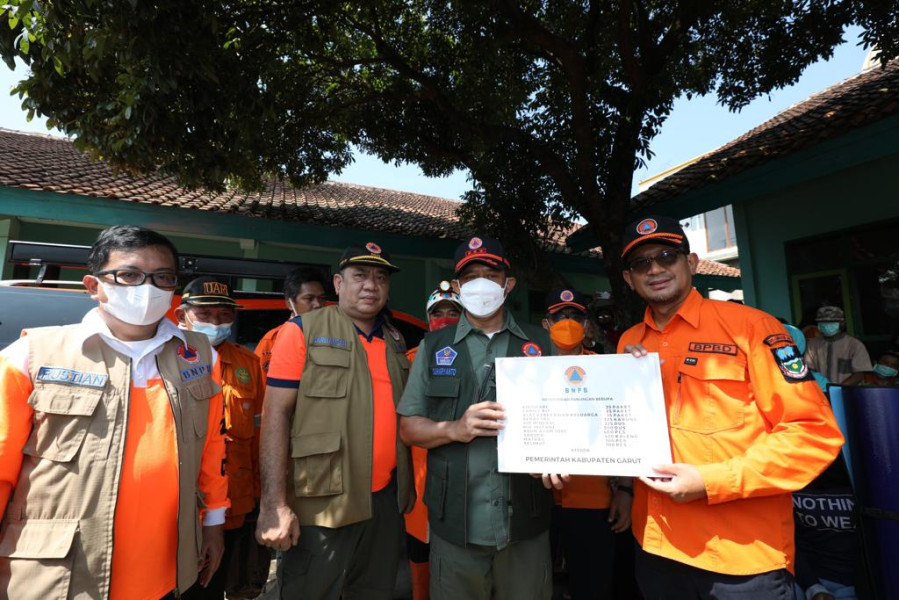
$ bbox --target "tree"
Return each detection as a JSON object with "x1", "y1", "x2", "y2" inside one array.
[{"x1": 2, "y1": 1, "x2": 897, "y2": 320}]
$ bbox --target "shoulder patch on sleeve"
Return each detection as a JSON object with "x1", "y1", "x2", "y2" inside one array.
[{"x1": 770, "y1": 344, "x2": 814, "y2": 383}]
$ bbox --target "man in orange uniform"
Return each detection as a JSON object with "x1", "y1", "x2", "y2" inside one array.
[
  {"x1": 405, "y1": 281, "x2": 463, "y2": 600},
  {"x1": 255, "y1": 266, "x2": 328, "y2": 373},
  {"x1": 0, "y1": 225, "x2": 228, "y2": 599},
  {"x1": 617, "y1": 216, "x2": 844, "y2": 598},
  {"x1": 176, "y1": 277, "x2": 268, "y2": 599},
  {"x1": 542, "y1": 288, "x2": 632, "y2": 600},
  {"x1": 256, "y1": 242, "x2": 413, "y2": 599}
]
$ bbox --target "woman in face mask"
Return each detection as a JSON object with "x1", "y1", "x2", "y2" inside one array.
[
  {"x1": 425, "y1": 281, "x2": 463, "y2": 332},
  {"x1": 857, "y1": 351, "x2": 899, "y2": 386},
  {"x1": 541, "y1": 288, "x2": 633, "y2": 599},
  {"x1": 542, "y1": 289, "x2": 591, "y2": 356}
]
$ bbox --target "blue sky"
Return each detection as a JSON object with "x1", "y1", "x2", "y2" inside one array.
[{"x1": 0, "y1": 27, "x2": 870, "y2": 200}]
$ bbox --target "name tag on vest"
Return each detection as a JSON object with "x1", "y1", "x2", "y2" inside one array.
[
  {"x1": 36, "y1": 366, "x2": 108, "y2": 389},
  {"x1": 310, "y1": 337, "x2": 349, "y2": 348},
  {"x1": 431, "y1": 367, "x2": 457, "y2": 377}
]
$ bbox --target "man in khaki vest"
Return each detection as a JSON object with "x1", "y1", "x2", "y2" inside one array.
[
  {"x1": 0, "y1": 225, "x2": 229, "y2": 599},
  {"x1": 257, "y1": 242, "x2": 414, "y2": 600}
]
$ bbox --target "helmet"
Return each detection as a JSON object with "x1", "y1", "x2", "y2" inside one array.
[{"x1": 426, "y1": 280, "x2": 462, "y2": 314}]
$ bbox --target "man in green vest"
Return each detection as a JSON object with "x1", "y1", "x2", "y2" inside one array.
[
  {"x1": 398, "y1": 236, "x2": 555, "y2": 600},
  {"x1": 256, "y1": 241, "x2": 414, "y2": 600}
]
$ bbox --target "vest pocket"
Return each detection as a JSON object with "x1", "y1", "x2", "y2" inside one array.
[
  {"x1": 0, "y1": 518, "x2": 78, "y2": 598},
  {"x1": 291, "y1": 432, "x2": 343, "y2": 497},
  {"x1": 184, "y1": 379, "x2": 216, "y2": 439},
  {"x1": 425, "y1": 378, "x2": 461, "y2": 422},
  {"x1": 24, "y1": 386, "x2": 103, "y2": 462},
  {"x1": 423, "y1": 454, "x2": 448, "y2": 520},
  {"x1": 304, "y1": 346, "x2": 350, "y2": 398}
]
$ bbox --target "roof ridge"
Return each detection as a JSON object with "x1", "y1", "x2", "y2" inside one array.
[{"x1": 632, "y1": 58, "x2": 899, "y2": 208}]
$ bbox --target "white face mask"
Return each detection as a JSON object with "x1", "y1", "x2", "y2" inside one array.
[
  {"x1": 459, "y1": 278, "x2": 507, "y2": 318},
  {"x1": 99, "y1": 281, "x2": 174, "y2": 326}
]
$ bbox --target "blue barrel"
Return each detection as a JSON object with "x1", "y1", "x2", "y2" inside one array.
[{"x1": 841, "y1": 386, "x2": 899, "y2": 599}]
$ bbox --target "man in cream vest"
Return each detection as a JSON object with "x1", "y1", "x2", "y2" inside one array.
[
  {"x1": 257, "y1": 242, "x2": 413, "y2": 600},
  {"x1": 0, "y1": 225, "x2": 229, "y2": 599}
]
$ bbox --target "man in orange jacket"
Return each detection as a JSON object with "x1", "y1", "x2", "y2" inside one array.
[
  {"x1": 255, "y1": 267, "x2": 328, "y2": 374},
  {"x1": 617, "y1": 215, "x2": 844, "y2": 598},
  {"x1": 542, "y1": 288, "x2": 632, "y2": 600},
  {"x1": 405, "y1": 281, "x2": 463, "y2": 600},
  {"x1": 177, "y1": 276, "x2": 268, "y2": 599}
]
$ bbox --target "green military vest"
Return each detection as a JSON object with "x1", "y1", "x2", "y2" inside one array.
[
  {"x1": 421, "y1": 322, "x2": 554, "y2": 547},
  {"x1": 289, "y1": 306, "x2": 414, "y2": 528}
]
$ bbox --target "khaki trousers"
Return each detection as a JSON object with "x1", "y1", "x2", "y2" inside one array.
[{"x1": 429, "y1": 530, "x2": 552, "y2": 600}]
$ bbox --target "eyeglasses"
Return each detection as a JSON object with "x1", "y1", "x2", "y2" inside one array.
[
  {"x1": 95, "y1": 269, "x2": 179, "y2": 290},
  {"x1": 627, "y1": 249, "x2": 686, "y2": 274}
]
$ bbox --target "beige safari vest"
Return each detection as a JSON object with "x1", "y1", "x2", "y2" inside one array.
[
  {"x1": 289, "y1": 306, "x2": 414, "y2": 528},
  {"x1": 0, "y1": 325, "x2": 220, "y2": 599}
]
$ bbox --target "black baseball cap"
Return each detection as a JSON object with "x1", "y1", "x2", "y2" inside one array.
[
  {"x1": 181, "y1": 276, "x2": 241, "y2": 307},
  {"x1": 620, "y1": 215, "x2": 690, "y2": 259},
  {"x1": 338, "y1": 241, "x2": 400, "y2": 273},
  {"x1": 453, "y1": 236, "x2": 510, "y2": 275},
  {"x1": 546, "y1": 288, "x2": 588, "y2": 314}
]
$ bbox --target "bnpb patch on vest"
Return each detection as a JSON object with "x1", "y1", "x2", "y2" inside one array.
[
  {"x1": 36, "y1": 366, "x2": 108, "y2": 389},
  {"x1": 177, "y1": 344, "x2": 200, "y2": 363},
  {"x1": 181, "y1": 363, "x2": 212, "y2": 382},
  {"x1": 522, "y1": 342, "x2": 542, "y2": 357},
  {"x1": 435, "y1": 346, "x2": 458, "y2": 366}
]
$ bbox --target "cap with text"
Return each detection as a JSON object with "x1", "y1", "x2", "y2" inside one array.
[
  {"x1": 338, "y1": 241, "x2": 400, "y2": 273},
  {"x1": 181, "y1": 276, "x2": 241, "y2": 307},
  {"x1": 620, "y1": 215, "x2": 690, "y2": 259},
  {"x1": 453, "y1": 236, "x2": 510, "y2": 275}
]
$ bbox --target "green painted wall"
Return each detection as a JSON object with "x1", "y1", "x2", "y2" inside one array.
[
  {"x1": 0, "y1": 189, "x2": 610, "y2": 328},
  {"x1": 739, "y1": 152, "x2": 899, "y2": 320}
]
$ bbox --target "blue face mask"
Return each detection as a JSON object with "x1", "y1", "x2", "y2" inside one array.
[
  {"x1": 818, "y1": 322, "x2": 841, "y2": 337},
  {"x1": 184, "y1": 314, "x2": 232, "y2": 346},
  {"x1": 874, "y1": 363, "x2": 899, "y2": 379}
]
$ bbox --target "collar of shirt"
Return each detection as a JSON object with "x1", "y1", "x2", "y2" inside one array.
[
  {"x1": 454, "y1": 310, "x2": 527, "y2": 344},
  {"x1": 352, "y1": 310, "x2": 387, "y2": 342},
  {"x1": 642, "y1": 287, "x2": 702, "y2": 333},
  {"x1": 79, "y1": 309, "x2": 206, "y2": 387}
]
